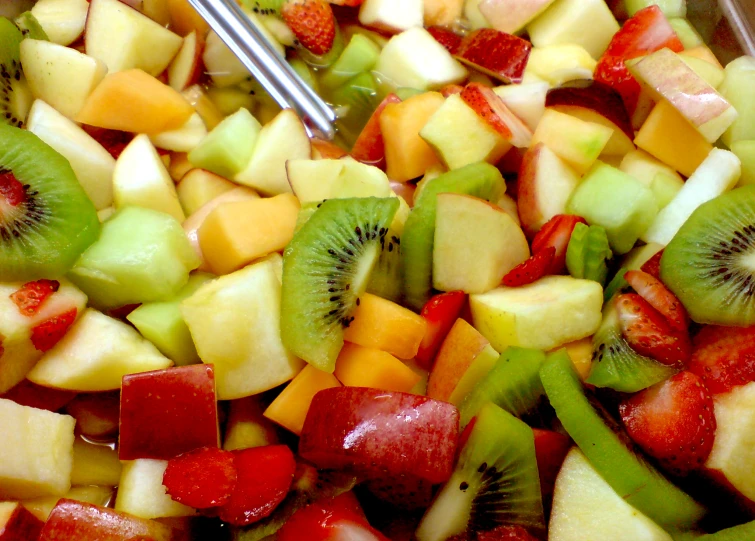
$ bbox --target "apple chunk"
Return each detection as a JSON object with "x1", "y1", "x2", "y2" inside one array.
[
  {"x1": 0, "y1": 501, "x2": 44, "y2": 540},
  {"x1": 479, "y1": 0, "x2": 555, "y2": 34},
  {"x1": 454, "y1": 29, "x2": 531, "y2": 84},
  {"x1": 433, "y1": 193, "x2": 529, "y2": 293},
  {"x1": 115, "y1": 459, "x2": 196, "y2": 518}
]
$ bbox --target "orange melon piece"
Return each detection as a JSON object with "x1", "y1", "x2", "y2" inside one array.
[
  {"x1": 198, "y1": 193, "x2": 300, "y2": 275},
  {"x1": 426, "y1": 319, "x2": 489, "y2": 401},
  {"x1": 343, "y1": 293, "x2": 427, "y2": 359},
  {"x1": 380, "y1": 91, "x2": 445, "y2": 182},
  {"x1": 263, "y1": 365, "x2": 341, "y2": 435},
  {"x1": 76, "y1": 69, "x2": 194, "y2": 134},
  {"x1": 334, "y1": 342, "x2": 421, "y2": 393},
  {"x1": 634, "y1": 100, "x2": 713, "y2": 178},
  {"x1": 560, "y1": 337, "x2": 593, "y2": 381},
  {"x1": 166, "y1": 0, "x2": 209, "y2": 37}
]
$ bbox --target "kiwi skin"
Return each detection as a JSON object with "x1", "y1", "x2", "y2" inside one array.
[{"x1": 661, "y1": 185, "x2": 755, "y2": 326}]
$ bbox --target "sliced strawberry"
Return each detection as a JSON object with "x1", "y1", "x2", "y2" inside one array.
[
  {"x1": 30, "y1": 308, "x2": 77, "y2": 353},
  {"x1": 594, "y1": 56, "x2": 643, "y2": 115},
  {"x1": 416, "y1": 290, "x2": 467, "y2": 370},
  {"x1": 282, "y1": 0, "x2": 336, "y2": 56},
  {"x1": 440, "y1": 84, "x2": 464, "y2": 97},
  {"x1": 218, "y1": 444, "x2": 296, "y2": 526},
  {"x1": 10, "y1": 279, "x2": 60, "y2": 316},
  {"x1": 460, "y1": 83, "x2": 533, "y2": 147},
  {"x1": 619, "y1": 371, "x2": 716, "y2": 475},
  {"x1": 502, "y1": 246, "x2": 555, "y2": 287},
  {"x1": 624, "y1": 270, "x2": 689, "y2": 332},
  {"x1": 615, "y1": 293, "x2": 691, "y2": 366},
  {"x1": 0, "y1": 169, "x2": 26, "y2": 206},
  {"x1": 640, "y1": 249, "x2": 664, "y2": 280},
  {"x1": 530, "y1": 215, "x2": 587, "y2": 274},
  {"x1": 427, "y1": 25, "x2": 462, "y2": 54},
  {"x1": 351, "y1": 93, "x2": 402, "y2": 167},
  {"x1": 688, "y1": 325, "x2": 755, "y2": 395},
  {"x1": 163, "y1": 447, "x2": 237, "y2": 509}
]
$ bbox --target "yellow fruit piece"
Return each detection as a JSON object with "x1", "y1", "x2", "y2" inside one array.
[
  {"x1": 223, "y1": 396, "x2": 279, "y2": 451},
  {"x1": 427, "y1": 319, "x2": 490, "y2": 402},
  {"x1": 264, "y1": 365, "x2": 341, "y2": 435},
  {"x1": 22, "y1": 486, "x2": 114, "y2": 521},
  {"x1": 77, "y1": 69, "x2": 194, "y2": 134},
  {"x1": 182, "y1": 84, "x2": 224, "y2": 130},
  {"x1": 447, "y1": 344, "x2": 499, "y2": 406},
  {"x1": 177, "y1": 168, "x2": 237, "y2": 216},
  {"x1": 115, "y1": 459, "x2": 195, "y2": 519},
  {"x1": 198, "y1": 193, "x2": 300, "y2": 275},
  {"x1": 634, "y1": 100, "x2": 713, "y2": 178},
  {"x1": 343, "y1": 293, "x2": 428, "y2": 359},
  {"x1": 380, "y1": 91, "x2": 445, "y2": 182},
  {"x1": 334, "y1": 342, "x2": 421, "y2": 393},
  {"x1": 71, "y1": 439, "x2": 122, "y2": 487},
  {"x1": 561, "y1": 337, "x2": 593, "y2": 381}
]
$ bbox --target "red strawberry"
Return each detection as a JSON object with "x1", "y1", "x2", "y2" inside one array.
[
  {"x1": 82, "y1": 127, "x2": 133, "y2": 159},
  {"x1": 615, "y1": 293, "x2": 691, "y2": 366},
  {"x1": 619, "y1": 371, "x2": 716, "y2": 475},
  {"x1": 502, "y1": 246, "x2": 555, "y2": 287},
  {"x1": 351, "y1": 93, "x2": 402, "y2": 167},
  {"x1": 530, "y1": 215, "x2": 587, "y2": 274},
  {"x1": 594, "y1": 56, "x2": 643, "y2": 115},
  {"x1": 282, "y1": 0, "x2": 336, "y2": 56},
  {"x1": 218, "y1": 445, "x2": 296, "y2": 526},
  {"x1": 688, "y1": 325, "x2": 755, "y2": 395},
  {"x1": 30, "y1": 308, "x2": 77, "y2": 353},
  {"x1": 427, "y1": 25, "x2": 462, "y2": 54},
  {"x1": 0, "y1": 169, "x2": 26, "y2": 206},
  {"x1": 163, "y1": 447, "x2": 237, "y2": 509},
  {"x1": 416, "y1": 290, "x2": 467, "y2": 369},
  {"x1": 10, "y1": 279, "x2": 60, "y2": 316},
  {"x1": 624, "y1": 270, "x2": 689, "y2": 332},
  {"x1": 640, "y1": 249, "x2": 664, "y2": 280}
]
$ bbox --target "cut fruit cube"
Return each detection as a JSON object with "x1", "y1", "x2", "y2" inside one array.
[
  {"x1": 479, "y1": 0, "x2": 556, "y2": 34},
  {"x1": 31, "y1": 0, "x2": 89, "y2": 46},
  {"x1": 454, "y1": 29, "x2": 532, "y2": 85},
  {"x1": 494, "y1": 82, "x2": 549, "y2": 132},
  {"x1": 531, "y1": 109, "x2": 613, "y2": 174},
  {"x1": 334, "y1": 342, "x2": 421, "y2": 392},
  {"x1": 65, "y1": 392, "x2": 120, "y2": 439},
  {"x1": 566, "y1": 162, "x2": 658, "y2": 254},
  {"x1": 358, "y1": 0, "x2": 423, "y2": 33},
  {"x1": 620, "y1": 149, "x2": 685, "y2": 209},
  {"x1": 342, "y1": 293, "x2": 427, "y2": 360},
  {"x1": 0, "y1": 398, "x2": 75, "y2": 499},
  {"x1": 287, "y1": 159, "x2": 345, "y2": 203},
  {"x1": 176, "y1": 168, "x2": 236, "y2": 216},
  {"x1": 525, "y1": 44, "x2": 597, "y2": 87},
  {"x1": 198, "y1": 193, "x2": 300, "y2": 275},
  {"x1": 71, "y1": 438, "x2": 122, "y2": 487},
  {"x1": 321, "y1": 34, "x2": 381, "y2": 90},
  {"x1": 263, "y1": 365, "x2": 341, "y2": 435},
  {"x1": 168, "y1": 30, "x2": 203, "y2": 92},
  {"x1": 625, "y1": 0, "x2": 685, "y2": 17},
  {"x1": 188, "y1": 107, "x2": 261, "y2": 178},
  {"x1": 181, "y1": 255, "x2": 305, "y2": 400},
  {"x1": 732, "y1": 140, "x2": 755, "y2": 186},
  {"x1": 0, "y1": 501, "x2": 44, "y2": 540},
  {"x1": 424, "y1": 0, "x2": 465, "y2": 26},
  {"x1": 470, "y1": 275, "x2": 603, "y2": 352},
  {"x1": 223, "y1": 396, "x2": 279, "y2": 451},
  {"x1": 719, "y1": 55, "x2": 755, "y2": 148},
  {"x1": 27, "y1": 309, "x2": 172, "y2": 391},
  {"x1": 115, "y1": 459, "x2": 196, "y2": 519},
  {"x1": 446, "y1": 343, "x2": 500, "y2": 406},
  {"x1": 149, "y1": 112, "x2": 208, "y2": 153}
]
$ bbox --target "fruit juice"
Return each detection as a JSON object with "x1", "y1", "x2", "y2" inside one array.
[{"x1": 0, "y1": 0, "x2": 755, "y2": 540}]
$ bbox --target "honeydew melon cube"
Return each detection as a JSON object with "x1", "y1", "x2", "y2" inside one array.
[
  {"x1": 719, "y1": 56, "x2": 755, "y2": 148},
  {"x1": 188, "y1": 107, "x2": 261, "y2": 178},
  {"x1": 732, "y1": 141, "x2": 755, "y2": 186}
]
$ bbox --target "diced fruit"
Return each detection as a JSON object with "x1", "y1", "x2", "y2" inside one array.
[
  {"x1": 149, "y1": 112, "x2": 208, "y2": 153},
  {"x1": 565, "y1": 223, "x2": 612, "y2": 285},
  {"x1": 163, "y1": 446, "x2": 236, "y2": 508},
  {"x1": 732, "y1": 141, "x2": 755, "y2": 186},
  {"x1": 549, "y1": 448, "x2": 673, "y2": 541},
  {"x1": 502, "y1": 247, "x2": 555, "y2": 287},
  {"x1": 624, "y1": 269, "x2": 688, "y2": 331},
  {"x1": 688, "y1": 326, "x2": 755, "y2": 395},
  {"x1": 300, "y1": 387, "x2": 459, "y2": 484},
  {"x1": 168, "y1": 31, "x2": 203, "y2": 91},
  {"x1": 454, "y1": 29, "x2": 532, "y2": 84},
  {"x1": 27, "y1": 309, "x2": 171, "y2": 391},
  {"x1": 460, "y1": 82, "x2": 533, "y2": 148},
  {"x1": 470, "y1": 275, "x2": 603, "y2": 352},
  {"x1": 23, "y1": 486, "x2": 115, "y2": 522},
  {"x1": 115, "y1": 459, "x2": 196, "y2": 519},
  {"x1": 351, "y1": 93, "x2": 402, "y2": 167},
  {"x1": 358, "y1": 0, "x2": 423, "y2": 33},
  {"x1": 1, "y1": 380, "x2": 75, "y2": 412},
  {"x1": 416, "y1": 290, "x2": 467, "y2": 369},
  {"x1": 71, "y1": 438, "x2": 122, "y2": 487},
  {"x1": 0, "y1": 501, "x2": 44, "y2": 540},
  {"x1": 182, "y1": 255, "x2": 305, "y2": 399},
  {"x1": 719, "y1": 56, "x2": 755, "y2": 148},
  {"x1": 0, "y1": 398, "x2": 75, "y2": 499},
  {"x1": 427, "y1": 318, "x2": 489, "y2": 401},
  {"x1": 224, "y1": 396, "x2": 279, "y2": 451},
  {"x1": 65, "y1": 392, "x2": 120, "y2": 439},
  {"x1": 620, "y1": 149, "x2": 685, "y2": 209},
  {"x1": 533, "y1": 428, "x2": 571, "y2": 507},
  {"x1": 188, "y1": 108, "x2": 261, "y2": 179},
  {"x1": 525, "y1": 44, "x2": 597, "y2": 87},
  {"x1": 334, "y1": 342, "x2": 420, "y2": 392},
  {"x1": 322, "y1": 33, "x2": 381, "y2": 90},
  {"x1": 531, "y1": 214, "x2": 588, "y2": 275},
  {"x1": 423, "y1": 0, "x2": 464, "y2": 26},
  {"x1": 494, "y1": 82, "x2": 549, "y2": 132},
  {"x1": 176, "y1": 169, "x2": 236, "y2": 216},
  {"x1": 76, "y1": 69, "x2": 195, "y2": 134},
  {"x1": 31, "y1": 0, "x2": 89, "y2": 46},
  {"x1": 478, "y1": 0, "x2": 556, "y2": 34}
]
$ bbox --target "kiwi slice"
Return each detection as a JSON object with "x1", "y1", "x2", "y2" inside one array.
[
  {"x1": 661, "y1": 185, "x2": 755, "y2": 326},
  {"x1": 416, "y1": 402, "x2": 544, "y2": 541},
  {"x1": 402, "y1": 162, "x2": 506, "y2": 310},
  {"x1": 565, "y1": 222, "x2": 613, "y2": 286},
  {"x1": 540, "y1": 349, "x2": 706, "y2": 530},
  {"x1": 459, "y1": 347, "x2": 548, "y2": 428},
  {"x1": 0, "y1": 124, "x2": 99, "y2": 280},
  {"x1": 280, "y1": 197, "x2": 400, "y2": 372},
  {"x1": 0, "y1": 17, "x2": 32, "y2": 128},
  {"x1": 240, "y1": 0, "x2": 284, "y2": 16},
  {"x1": 586, "y1": 297, "x2": 678, "y2": 393},
  {"x1": 14, "y1": 12, "x2": 48, "y2": 40}
]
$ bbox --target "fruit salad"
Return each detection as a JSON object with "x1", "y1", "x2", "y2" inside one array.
[{"x1": 0, "y1": 0, "x2": 754, "y2": 539}]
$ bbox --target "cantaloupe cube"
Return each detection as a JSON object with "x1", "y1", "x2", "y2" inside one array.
[
  {"x1": 198, "y1": 193, "x2": 300, "y2": 275},
  {"x1": 561, "y1": 337, "x2": 593, "y2": 381},
  {"x1": 634, "y1": 100, "x2": 713, "y2": 178},
  {"x1": 263, "y1": 365, "x2": 341, "y2": 435},
  {"x1": 334, "y1": 342, "x2": 421, "y2": 393},
  {"x1": 0, "y1": 398, "x2": 75, "y2": 499},
  {"x1": 71, "y1": 439, "x2": 122, "y2": 487},
  {"x1": 427, "y1": 319, "x2": 490, "y2": 401},
  {"x1": 115, "y1": 459, "x2": 195, "y2": 519},
  {"x1": 343, "y1": 293, "x2": 427, "y2": 359},
  {"x1": 76, "y1": 69, "x2": 194, "y2": 134},
  {"x1": 223, "y1": 397, "x2": 279, "y2": 451},
  {"x1": 380, "y1": 92, "x2": 445, "y2": 182}
]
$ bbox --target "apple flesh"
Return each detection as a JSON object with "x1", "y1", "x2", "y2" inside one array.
[
  {"x1": 168, "y1": 31, "x2": 203, "y2": 91},
  {"x1": 0, "y1": 502, "x2": 44, "y2": 540},
  {"x1": 300, "y1": 387, "x2": 459, "y2": 484},
  {"x1": 454, "y1": 29, "x2": 531, "y2": 84},
  {"x1": 31, "y1": 0, "x2": 89, "y2": 46},
  {"x1": 525, "y1": 44, "x2": 597, "y2": 87},
  {"x1": 358, "y1": 0, "x2": 423, "y2": 34},
  {"x1": 115, "y1": 459, "x2": 196, "y2": 519},
  {"x1": 479, "y1": 0, "x2": 555, "y2": 34},
  {"x1": 493, "y1": 82, "x2": 548, "y2": 132},
  {"x1": 65, "y1": 392, "x2": 120, "y2": 439}
]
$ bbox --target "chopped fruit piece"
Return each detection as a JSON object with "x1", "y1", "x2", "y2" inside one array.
[
  {"x1": 343, "y1": 293, "x2": 427, "y2": 359},
  {"x1": 0, "y1": 501, "x2": 44, "y2": 540},
  {"x1": 1, "y1": 380, "x2": 76, "y2": 412},
  {"x1": 454, "y1": 29, "x2": 531, "y2": 84},
  {"x1": 640, "y1": 249, "x2": 663, "y2": 279},
  {"x1": 688, "y1": 325, "x2": 755, "y2": 395},
  {"x1": 624, "y1": 270, "x2": 688, "y2": 332},
  {"x1": 533, "y1": 428, "x2": 572, "y2": 506},
  {"x1": 10, "y1": 279, "x2": 59, "y2": 316},
  {"x1": 115, "y1": 459, "x2": 196, "y2": 519},
  {"x1": 525, "y1": 44, "x2": 597, "y2": 87},
  {"x1": 163, "y1": 447, "x2": 237, "y2": 508},
  {"x1": 70, "y1": 438, "x2": 121, "y2": 487},
  {"x1": 478, "y1": 0, "x2": 556, "y2": 35},
  {"x1": 351, "y1": 93, "x2": 402, "y2": 167},
  {"x1": 565, "y1": 223, "x2": 612, "y2": 285},
  {"x1": 334, "y1": 342, "x2": 421, "y2": 392},
  {"x1": 615, "y1": 293, "x2": 691, "y2": 367},
  {"x1": 30, "y1": 308, "x2": 77, "y2": 353},
  {"x1": 119, "y1": 364, "x2": 219, "y2": 460},
  {"x1": 427, "y1": 318, "x2": 490, "y2": 401},
  {"x1": 218, "y1": 445, "x2": 296, "y2": 526},
  {"x1": 65, "y1": 392, "x2": 120, "y2": 439},
  {"x1": 282, "y1": 0, "x2": 336, "y2": 55},
  {"x1": 427, "y1": 25, "x2": 462, "y2": 54},
  {"x1": 416, "y1": 290, "x2": 467, "y2": 369},
  {"x1": 619, "y1": 371, "x2": 716, "y2": 475},
  {"x1": 531, "y1": 215, "x2": 588, "y2": 275},
  {"x1": 358, "y1": 0, "x2": 423, "y2": 34},
  {"x1": 460, "y1": 82, "x2": 532, "y2": 147},
  {"x1": 223, "y1": 396, "x2": 279, "y2": 451},
  {"x1": 503, "y1": 247, "x2": 555, "y2": 287}
]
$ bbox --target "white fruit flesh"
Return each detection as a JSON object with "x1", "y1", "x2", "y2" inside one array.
[
  {"x1": 524, "y1": 44, "x2": 597, "y2": 87},
  {"x1": 359, "y1": 0, "x2": 424, "y2": 33},
  {"x1": 719, "y1": 56, "x2": 755, "y2": 148},
  {"x1": 493, "y1": 82, "x2": 549, "y2": 131},
  {"x1": 150, "y1": 112, "x2": 208, "y2": 153},
  {"x1": 168, "y1": 31, "x2": 200, "y2": 91},
  {"x1": 479, "y1": 0, "x2": 555, "y2": 34},
  {"x1": 31, "y1": 0, "x2": 88, "y2": 46},
  {"x1": 115, "y1": 459, "x2": 196, "y2": 519}
]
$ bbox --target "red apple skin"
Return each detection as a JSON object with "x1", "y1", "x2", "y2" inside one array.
[
  {"x1": 38, "y1": 499, "x2": 188, "y2": 541},
  {"x1": 0, "y1": 380, "x2": 76, "y2": 412},
  {"x1": 517, "y1": 143, "x2": 550, "y2": 238},
  {"x1": 299, "y1": 387, "x2": 459, "y2": 484},
  {"x1": 0, "y1": 503, "x2": 44, "y2": 541},
  {"x1": 119, "y1": 364, "x2": 219, "y2": 460},
  {"x1": 65, "y1": 391, "x2": 120, "y2": 439},
  {"x1": 351, "y1": 93, "x2": 402, "y2": 169},
  {"x1": 533, "y1": 429, "x2": 572, "y2": 511},
  {"x1": 455, "y1": 29, "x2": 531, "y2": 84}
]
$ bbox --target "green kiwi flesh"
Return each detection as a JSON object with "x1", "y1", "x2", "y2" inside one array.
[
  {"x1": 402, "y1": 162, "x2": 506, "y2": 310},
  {"x1": 0, "y1": 17, "x2": 32, "y2": 128},
  {"x1": 661, "y1": 185, "x2": 755, "y2": 326},
  {"x1": 240, "y1": 0, "x2": 284, "y2": 16},
  {"x1": 565, "y1": 222, "x2": 612, "y2": 286},
  {"x1": 14, "y1": 12, "x2": 48, "y2": 40},
  {"x1": 693, "y1": 520, "x2": 755, "y2": 541},
  {"x1": 0, "y1": 123, "x2": 99, "y2": 280},
  {"x1": 280, "y1": 197, "x2": 400, "y2": 372},
  {"x1": 459, "y1": 347, "x2": 547, "y2": 428},
  {"x1": 416, "y1": 402, "x2": 544, "y2": 541},
  {"x1": 586, "y1": 297, "x2": 678, "y2": 392},
  {"x1": 540, "y1": 349, "x2": 706, "y2": 530}
]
